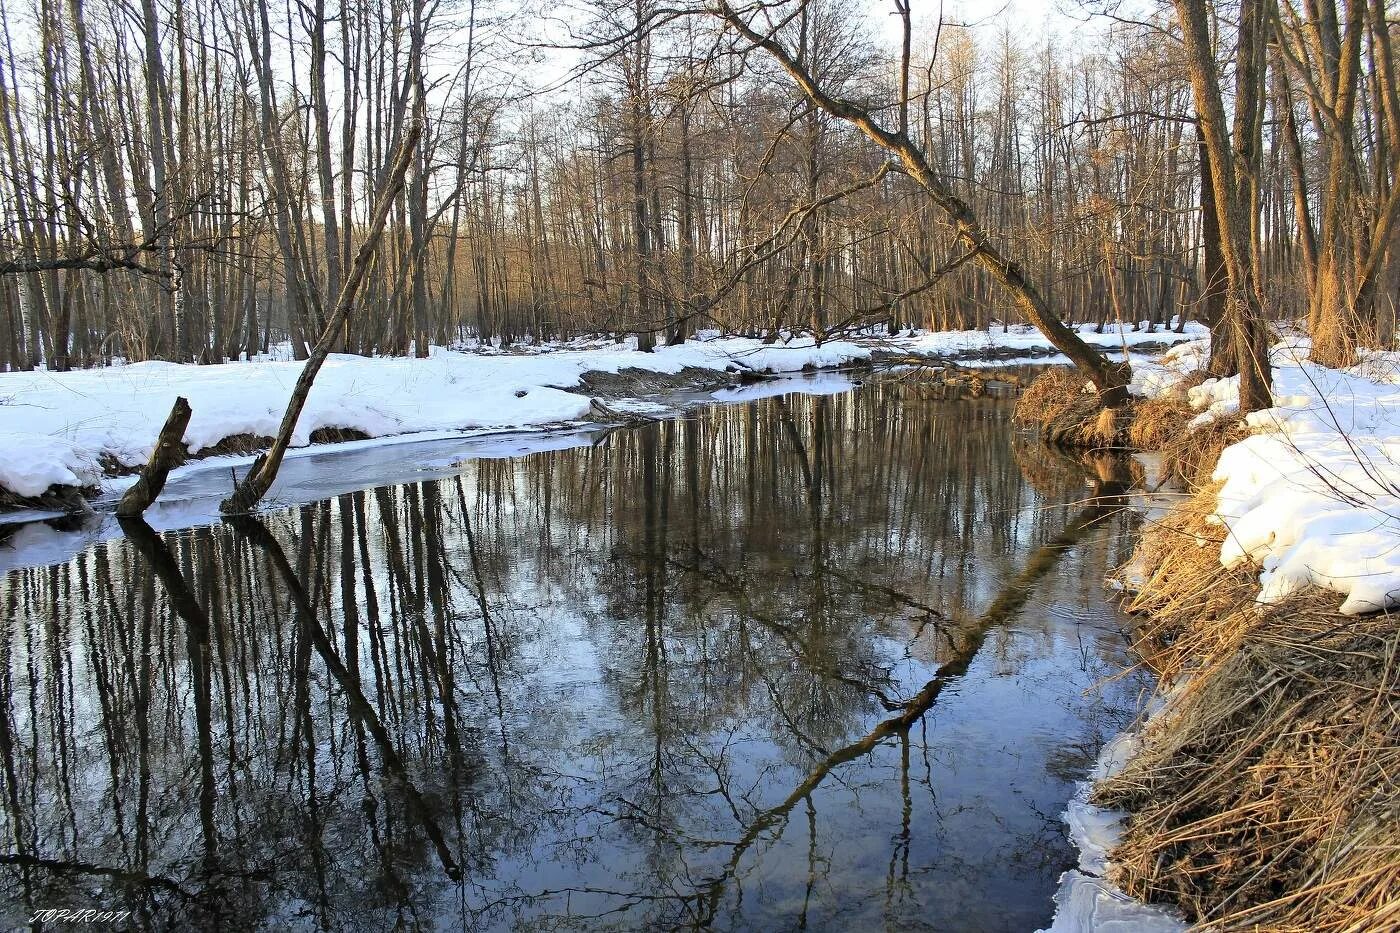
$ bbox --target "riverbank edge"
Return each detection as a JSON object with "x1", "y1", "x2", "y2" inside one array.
[
  {"x1": 1021, "y1": 368, "x2": 1398, "y2": 931},
  {"x1": 1, "y1": 336, "x2": 1187, "y2": 516}
]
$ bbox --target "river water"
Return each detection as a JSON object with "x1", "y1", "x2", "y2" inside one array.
[{"x1": 0, "y1": 372, "x2": 1150, "y2": 931}]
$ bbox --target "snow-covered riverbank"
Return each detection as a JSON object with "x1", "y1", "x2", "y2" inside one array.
[
  {"x1": 1039, "y1": 330, "x2": 1400, "y2": 931},
  {"x1": 1130, "y1": 334, "x2": 1400, "y2": 615},
  {"x1": 0, "y1": 324, "x2": 1200, "y2": 505}
]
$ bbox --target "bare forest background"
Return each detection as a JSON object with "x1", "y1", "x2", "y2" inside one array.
[{"x1": 0, "y1": 0, "x2": 1395, "y2": 372}]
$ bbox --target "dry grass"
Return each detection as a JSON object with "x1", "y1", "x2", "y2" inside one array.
[
  {"x1": 1013, "y1": 368, "x2": 1088, "y2": 428},
  {"x1": 197, "y1": 432, "x2": 276, "y2": 458},
  {"x1": 1160, "y1": 417, "x2": 1249, "y2": 489},
  {"x1": 1122, "y1": 485, "x2": 1256, "y2": 678},
  {"x1": 308, "y1": 426, "x2": 371, "y2": 444},
  {"x1": 1014, "y1": 366, "x2": 1237, "y2": 460},
  {"x1": 1013, "y1": 369, "x2": 1127, "y2": 447},
  {"x1": 1105, "y1": 488, "x2": 1400, "y2": 932},
  {"x1": 1127, "y1": 395, "x2": 1195, "y2": 450},
  {"x1": 0, "y1": 483, "x2": 93, "y2": 514}
]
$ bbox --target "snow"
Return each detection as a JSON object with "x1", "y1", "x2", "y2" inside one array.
[
  {"x1": 0, "y1": 324, "x2": 1201, "y2": 504},
  {"x1": 1039, "y1": 698, "x2": 1187, "y2": 933},
  {"x1": 0, "y1": 373, "x2": 869, "y2": 574},
  {"x1": 1135, "y1": 335, "x2": 1400, "y2": 615},
  {"x1": 892, "y1": 320, "x2": 1206, "y2": 358},
  {"x1": 0, "y1": 337, "x2": 831, "y2": 499},
  {"x1": 0, "y1": 432, "x2": 97, "y2": 497},
  {"x1": 710, "y1": 372, "x2": 861, "y2": 403}
]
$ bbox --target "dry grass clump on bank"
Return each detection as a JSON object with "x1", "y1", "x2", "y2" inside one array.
[
  {"x1": 1013, "y1": 369, "x2": 1126, "y2": 447},
  {"x1": 1126, "y1": 396, "x2": 1195, "y2": 450},
  {"x1": 1120, "y1": 486, "x2": 1254, "y2": 676},
  {"x1": 1016, "y1": 367, "x2": 1234, "y2": 460},
  {"x1": 0, "y1": 483, "x2": 94, "y2": 514},
  {"x1": 1104, "y1": 489, "x2": 1400, "y2": 931},
  {"x1": 1014, "y1": 368, "x2": 1088, "y2": 427}
]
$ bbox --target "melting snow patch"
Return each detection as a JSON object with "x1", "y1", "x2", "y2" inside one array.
[{"x1": 1133, "y1": 335, "x2": 1400, "y2": 615}]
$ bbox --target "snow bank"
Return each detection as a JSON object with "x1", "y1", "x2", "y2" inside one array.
[
  {"x1": 894, "y1": 320, "x2": 1206, "y2": 358},
  {"x1": 0, "y1": 336, "x2": 855, "y2": 498},
  {"x1": 0, "y1": 372, "x2": 876, "y2": 574},
  {"x1": 0, "y1": 325, "x2": 1199, "y2": 502},
  {"x1": 0, "y1": 433, "x2": 98, "y2": 498},
  {"x1": 1135, "y1": 336, "x2": 1400, "y2": 615}
]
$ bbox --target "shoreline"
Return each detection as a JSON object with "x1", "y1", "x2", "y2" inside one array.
[
  {"x1": 1020, "y1": 339, "x2": 1400, "y2": 932},
  {"x1": 0, "y1": 326, "x2": 1197, "y2": 515},
  {"x1": 12, "y1": 328, "x2": 1390, "y2": 928}
]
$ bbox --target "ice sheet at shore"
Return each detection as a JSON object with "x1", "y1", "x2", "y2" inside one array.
[
  {"x1": 1039, "y1": 722, "x2": 1187, "y2": 933},
  {"x1": 0, "y1": 373, "x2": 870, "y2": 573},
  {"x1": 0, "y1": 324, "x2": 1200, "y2": 503}
]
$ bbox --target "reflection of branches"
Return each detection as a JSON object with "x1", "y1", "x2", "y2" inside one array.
[
  {"x1": 0, "y1": 854, "x2": 194, "y2": 898},
  {"x1": 816, "y1": 560, "x2": 947, "y2": 621},
  {"x1": 527, "y1": 477, "x2": 1129, "y2": 925},
  {"x1": 227, "y1": 515, "x2": 463, "y2": 882},
  {"x1": 656, "y1": 548, "x2": 903, "y2": 711},
  {"x1": 684, "y1": 484, "x2": 1129, "y2": 924}
]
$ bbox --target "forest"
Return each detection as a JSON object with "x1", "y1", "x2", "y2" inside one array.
[{"x1": 0, "y1": 0, "x2": 1394, "y2": 376}]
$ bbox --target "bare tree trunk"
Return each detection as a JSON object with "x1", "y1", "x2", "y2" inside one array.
[
  {"x1": 1174, "y1": 0, "x2": 1273, "y2": 413},
  {"x1": 222, "y1": 120, "x2": 421, "y2": 514},
  {"x1": 1198, "y1": 123, "x2": 1236, "y2": 376}
]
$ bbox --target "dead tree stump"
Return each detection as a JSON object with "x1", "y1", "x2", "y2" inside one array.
[{"x1": 116, "y1": 396, "x2": 192, "y2": 517}]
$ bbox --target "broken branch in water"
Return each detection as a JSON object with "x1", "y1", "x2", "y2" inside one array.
[{"x1": 116, "y1": 396, "x2": 192, "y2": 517}]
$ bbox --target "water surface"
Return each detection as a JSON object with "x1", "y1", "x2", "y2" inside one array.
[{"x1": 0, "y1": 374, "x2": 1148, "y2": 931}]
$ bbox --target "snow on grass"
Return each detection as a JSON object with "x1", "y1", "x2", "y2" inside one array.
[
  {"x1": 0, "y1": 324, "x2": 1200, "y2": 503},
  {"x1": 0, "y1": 433, "x2": 97, "y2": 497},
  {"x1": 1135, "y1": 335, "x2": 1400, "y2": 615}
]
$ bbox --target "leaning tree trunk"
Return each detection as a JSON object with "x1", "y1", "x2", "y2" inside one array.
[
  {"x1": 221, "y1": 121, "x2": 421, "y2": 515},
  {"x1": 117, "y1": 396, "x2": 192, "y2": 517},
  {"x1": 713, "y1": 1, "x2": 1133, "y2": 405}
]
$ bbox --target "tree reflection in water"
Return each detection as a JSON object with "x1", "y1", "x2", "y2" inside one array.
[{"x1": 0, "y1": 376, "x2": 1150, "y2": 931}]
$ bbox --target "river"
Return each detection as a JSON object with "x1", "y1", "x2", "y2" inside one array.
[{"x1": 0, "y1": 371, "x2": 1151, "y2": 931}]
